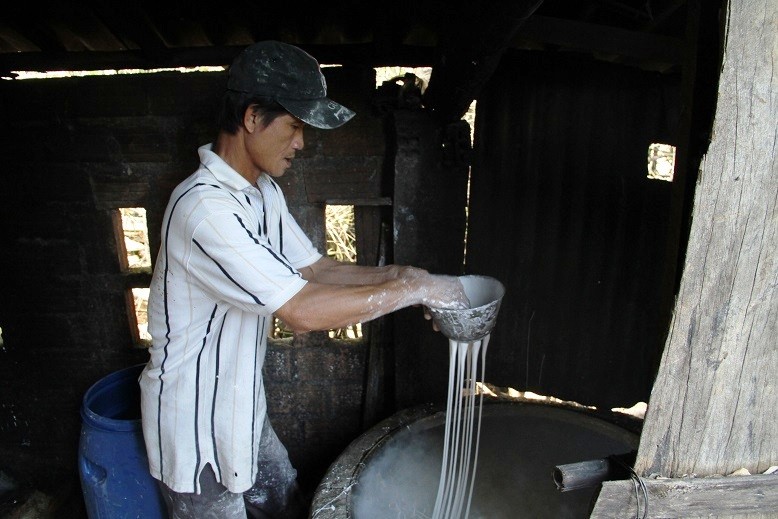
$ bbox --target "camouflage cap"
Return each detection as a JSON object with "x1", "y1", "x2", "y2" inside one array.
[{"x1": 227, "y1": 40, "x2": 355, "y2": 129}]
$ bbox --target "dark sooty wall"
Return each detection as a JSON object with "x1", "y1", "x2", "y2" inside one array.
[{"x1": 0, "y1": 65, "x2": 384, "y2": 505}]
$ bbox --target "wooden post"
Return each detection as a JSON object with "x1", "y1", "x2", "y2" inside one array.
[
  {"x1": 632, "y1": 0, "x2": 777, "y2": 480},
  {"x1": 590, "y1": 1, "x2": 778, "y2": 516}
]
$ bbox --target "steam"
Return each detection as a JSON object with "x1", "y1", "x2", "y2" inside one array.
[
  {"x1": 349, "y1": 407, "x2": 639, "y2": 519},
  {"x1": 352, "y1": 428, "x2": 441, "y2": 518},
  {"x1": 351, "y1": 421, "x2": 518, "y2": 519}
]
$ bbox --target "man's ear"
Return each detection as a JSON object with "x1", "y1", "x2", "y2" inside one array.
[{"x1": 243, "y1": 107, "x2": 258, "y2": 133}]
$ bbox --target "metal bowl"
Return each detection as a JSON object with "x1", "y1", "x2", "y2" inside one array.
[{"x1": 426, "y1": 275, "x2": 505, "y2": 341}]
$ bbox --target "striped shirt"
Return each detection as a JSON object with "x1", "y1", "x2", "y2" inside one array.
[{"x1": 140, "y1": 144, "x2": 321, "y2": 494}]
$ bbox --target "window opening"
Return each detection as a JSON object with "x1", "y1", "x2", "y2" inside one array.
[
  {"x1": 326, "y1": 205, "x2": 360, "y2": 339},
  {"x1": 375, "y1": 66, "x2": 431, "y2": 85},
  {"x1": 271, "y1": 318, "x2": 295, "y2": 340},
  {"x1": 130, "y1": 288, "x2": 152, "y2": 343},
  {"x1": 116, "y1": 208, "x2": 152, "y2": 271},
  {"x1": 326, "y1": 205, "x2": 357, "y2": 263},
  {"x1": 114, "y1": 207, "x2": 152, "y2": 346},
  {"x1": 647, "y1": 143, "x2": 676, "y2": 182}
]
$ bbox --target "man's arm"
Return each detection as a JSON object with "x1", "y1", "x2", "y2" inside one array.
[
  {"x1": 297, "y1": 256, "x2": 424, "y2": 286},
  {"x1": 275, "y1": 258, "x2": 467, "y2": 333}
]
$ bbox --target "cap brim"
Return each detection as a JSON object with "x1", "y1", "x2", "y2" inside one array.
[{"x1": 277, "y1": 97, "x2": 355, "y2": 129}]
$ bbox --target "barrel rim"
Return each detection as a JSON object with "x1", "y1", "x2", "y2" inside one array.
[{"x1": 80, "y1": 363, "x2": 146, "y2": 432}]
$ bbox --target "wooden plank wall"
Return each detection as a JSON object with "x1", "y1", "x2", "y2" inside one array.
[{"x1": 466, "y1": 50, "x2": 683, "y2": 409}]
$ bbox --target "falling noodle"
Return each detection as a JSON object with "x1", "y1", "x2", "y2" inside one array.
[{"x1": 432, "y1": 334, "x2": 490, "y2": 519}]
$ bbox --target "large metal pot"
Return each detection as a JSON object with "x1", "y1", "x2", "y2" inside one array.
[{"x1": 310, "y1": 399, "x2": 640, "y2": 519}]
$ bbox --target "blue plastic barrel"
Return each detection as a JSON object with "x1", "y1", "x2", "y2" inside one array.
[{"x1": 78, "y1": 363, "x2": 165, "y2": 518}]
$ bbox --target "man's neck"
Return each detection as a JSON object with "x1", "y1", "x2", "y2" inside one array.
[{"x1": 212, "y1": 131, "x2": 261, "y2": 185}]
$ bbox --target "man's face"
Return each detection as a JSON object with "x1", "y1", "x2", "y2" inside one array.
[{"x1": 248, "y1": 113, "x2": 305, "y2": 178}]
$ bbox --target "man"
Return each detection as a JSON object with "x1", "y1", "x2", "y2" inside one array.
[{"x1": 139, "y1": 40, "x2": 468, "y2": 518}]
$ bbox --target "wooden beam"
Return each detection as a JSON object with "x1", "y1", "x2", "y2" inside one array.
[
  {"x1": 514, "y1": 15, "x2": 684, "y2": 69},
  {"x1": 91, "y1": 4, "x2": 169, "y2": 54},
  {"x1": 323, "y1": 198, "x2": 392, "y2": 207},
  {"x1": 639, "y1": 0, "x2": 688, "y2": 33},
  {"x1": 590, "y1": 475, "x2": 778, "y2": 518}
]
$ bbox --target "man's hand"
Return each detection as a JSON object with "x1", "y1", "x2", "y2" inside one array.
[{"x1": 421, "y1": 275, "x2": 470, "y2": 310}]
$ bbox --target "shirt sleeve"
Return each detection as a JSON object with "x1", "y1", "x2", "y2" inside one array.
[
  {"x1": 187, "y1": 209, "x2": 308, "y2": 315},
  {"x1": 261, "y1": 177, "x2": 322, "y2": 270},
  {"x1": 278, "y1": 206, "x2": 323, "y2": 270}
]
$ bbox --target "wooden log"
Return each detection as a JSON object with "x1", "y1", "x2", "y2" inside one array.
[
  {"x1": 590, "y1": 475, "x2": 778, "y2": 518},
  {"x1": 554, "y1": 459, "x2": 612, "y2": 492},
  {"x1": 553, "y1": 452, "x2": 636, "y2": 492}
]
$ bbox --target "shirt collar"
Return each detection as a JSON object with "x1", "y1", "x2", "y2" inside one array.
[{"x1": 197, "y1": 143, "x2": 257, "y2": 191}]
